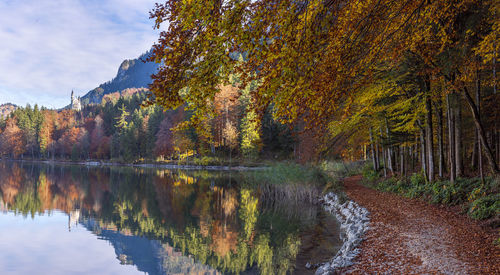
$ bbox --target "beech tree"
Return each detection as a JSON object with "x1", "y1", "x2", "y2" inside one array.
[{"x1": 148, "y1": 0, "x2": 499, "y2": 177}]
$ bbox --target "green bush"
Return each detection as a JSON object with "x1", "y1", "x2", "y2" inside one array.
[
  {"x1": 362, "y1": 162, "x2": 380, "y2": 183},
  {"x1": 468, "y1": 194, "x2": 500, "y2": 220},
  {"x1": 410, "y1": 172, "x2": 426, "y2": 186}
]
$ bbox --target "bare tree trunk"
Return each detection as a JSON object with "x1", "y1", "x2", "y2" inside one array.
[
  {"x1": 363, "y1": 144, "x2": 367, "y2": 160},
  {"x1": 426, "y1": 97, "x2": 435, "y2": 182},
  {"x1": 494, "y1": 51, "x2": 497, "y2": 94},
  {"x1": 461, "y1": 86, "x2": 500, "y2": 174},
  {"x1": 476, "y1": 65, "x2": 484, "y2": 183},
  {"x1": 410, "y1": 143, "x2": 415, "y2": 173},
  {"x1": 420, "y1": 126, "x2": 427, "y2": 179},
  {"x1": 395, "y1": 146, "x2": 400, "y2": 173},
  {"x1": 472, "y1": 130, "x2": 478, "y2": 169},
  {"x1": 370, "y1": 128, "x2": 378, "y2": 170},
  {"x1": 455, "y1": 97, "x2": 463, "y2": 177},
  {"x1": 375, "y1": 143, "x2": 380, "y2": 171},
  {"x1": 447, "y1": 94, "x2": 456, "y2": 183},
  {"x1": 435, "y1": 100, "x2": 445, "y2": 178},
  {"x1": 385, "y1": 118, "x2": 393, "y2": 174},
  {"x1": 401, "y1": 146, "x2": 405, "y2": 177},
  {"x1": 380, "y1": 128, "x2": 387, "y2": 177}
]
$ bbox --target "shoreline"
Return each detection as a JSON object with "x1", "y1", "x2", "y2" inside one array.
[
  {"x1": 0, "y1": 158, "x2": 267, "y2": 171},
  {"x1": 315, "y1": 191, "x2": 370, "y2": 274}
]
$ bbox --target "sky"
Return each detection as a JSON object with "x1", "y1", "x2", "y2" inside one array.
[{"x1": 0, "y1": 0, "x2": 162, "y2": 109}]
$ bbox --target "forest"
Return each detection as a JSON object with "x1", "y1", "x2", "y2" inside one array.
[
  {"x1": 143, "y1": 0, "x2": 499, "y2": 183},
  {"x1": 0, "y1": 87, "x2": 301, "y2": 163}
]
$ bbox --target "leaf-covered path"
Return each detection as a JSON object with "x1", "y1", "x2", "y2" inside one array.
[{"x1": 340, "y1": 175, "x2": 499, "y2": 274}]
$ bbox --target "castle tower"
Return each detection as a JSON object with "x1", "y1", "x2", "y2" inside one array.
[{"x1": 70, "y1": 90, "x2": 82, "y2": 111}]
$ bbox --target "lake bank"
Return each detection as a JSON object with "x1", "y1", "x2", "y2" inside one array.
[{"x1": 1, "y1": 157, "x2": 267, "y2": 171}]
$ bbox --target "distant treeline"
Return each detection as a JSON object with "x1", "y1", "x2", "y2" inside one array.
[{"x1": 0, "y1": 88, "x2": 310, "y2": 162}]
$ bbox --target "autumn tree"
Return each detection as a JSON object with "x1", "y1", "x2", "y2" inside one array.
[
  {"x1": 154, "y1": 117, "x2": 175, "y2": 159},
  {"x1": 39, "y1": 110, "x2": 56, "y2": 159},
  {"x1": 0, "y1": 119, "x2": 25, "y2": 158}
]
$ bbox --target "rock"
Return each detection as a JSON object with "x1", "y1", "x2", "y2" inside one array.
[{"x1": 315, "y1": 192, "x2": 370, "y2": 275}]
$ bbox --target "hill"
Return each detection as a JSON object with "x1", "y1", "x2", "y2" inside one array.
[{"x1": 80, "y1": 51, "x2": 159, "y2": 105}]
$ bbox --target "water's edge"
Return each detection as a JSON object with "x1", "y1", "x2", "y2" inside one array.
[
  {"x1": 2, "y1": 159, "x2": 265, "y2": 171},
  {"x1": 315, "y1": 192, "x2": 370, "y2": 274}
]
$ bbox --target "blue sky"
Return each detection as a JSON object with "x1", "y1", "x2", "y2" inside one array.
[{"x1": 0, "y1": 0, "x2": 162, "y2": 109}]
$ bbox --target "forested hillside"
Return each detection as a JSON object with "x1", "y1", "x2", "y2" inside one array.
[
  {"x1": 80, "y1": 51, "x2": 160, "y2": 105},
  {"x1": 0, "y1": 86, "x2": 304, "y2": 162}
]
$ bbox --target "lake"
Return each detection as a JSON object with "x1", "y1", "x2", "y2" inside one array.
[{"x1": 0, "y1": 161, "x2": 342, "y2": 274}]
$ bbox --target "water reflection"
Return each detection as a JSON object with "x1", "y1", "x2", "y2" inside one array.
[{"x1": 0, "y1": 161, "x2": 341, "y2": 274}]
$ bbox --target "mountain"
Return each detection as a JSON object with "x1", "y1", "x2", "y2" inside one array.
[
  {"x1": 80, "y1": 219, "x2": 219, "y2": 275},
  {"x1": 80, "y1": 51, "x2": 160, "y2": 105},
  {"x1": 0, "y1": 103, "x2": 17, "y2": 119}
]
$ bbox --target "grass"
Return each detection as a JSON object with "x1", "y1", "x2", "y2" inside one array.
[{"x1": 239, "y1": 161, "x2": 349, "y2": 204}]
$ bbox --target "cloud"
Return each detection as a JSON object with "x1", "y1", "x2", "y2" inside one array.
[{"x1": 0, "y1": 0, "x2": 161, "y2": 109}]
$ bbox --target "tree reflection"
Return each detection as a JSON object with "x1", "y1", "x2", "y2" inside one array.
[{"x1": 0, "y1": 161, "x2": 315, "y2": 274}]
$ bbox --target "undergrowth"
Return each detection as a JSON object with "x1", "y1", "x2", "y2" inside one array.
[{"x1": 372, "y1": 170, "x2": 499, "y2": 221}]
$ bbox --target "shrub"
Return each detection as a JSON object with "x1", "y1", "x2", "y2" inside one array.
[
  {"x1": 362, "y1": 162, "x2": 380, "y2": 183},
  {"x1": 468, "y1": 194, "x2": 500, "y2": 220}
]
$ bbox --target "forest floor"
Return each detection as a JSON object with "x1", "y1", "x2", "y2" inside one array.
[{"x1": 339, "y1": 175, "x2": 500, "y2": 274}]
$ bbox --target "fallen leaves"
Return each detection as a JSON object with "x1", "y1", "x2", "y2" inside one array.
[{"x1": 337, "y1": 175, "x2": 500, "y2": 274}]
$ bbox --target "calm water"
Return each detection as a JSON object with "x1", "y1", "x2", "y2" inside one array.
[{"x1": 0, "y1": 161, "x2": 342, "y2": 274}]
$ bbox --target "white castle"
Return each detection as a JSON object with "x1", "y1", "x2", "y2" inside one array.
[{"x1": 70, "y1": 90, "x2": 82, "y2": 111}]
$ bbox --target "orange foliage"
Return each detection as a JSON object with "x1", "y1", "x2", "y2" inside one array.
[{"x1": 0, "y1": 119, "x2": 25, "y2": 157}]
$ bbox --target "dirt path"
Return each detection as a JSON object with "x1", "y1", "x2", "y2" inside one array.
[{"x1": 340, "y1": 175, "x2": 499, "y2": 274}]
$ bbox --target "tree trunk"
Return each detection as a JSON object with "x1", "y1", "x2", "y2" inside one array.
[
  {"x1": 426, "y1": 97, "x2": 434, "y2": 182},
  {"x1": 461, "y1": 86, "x2": 500, "y2": 174},
  {"x1": 454, "y1": 97, "x2": 463, "y2": 177},
  {"x1": 447, "y1": 94, "x2": 456, "y2": 183},
  {"x1": 435, "y1": 100, "x2": 445, "y2": 178},
  {"x1": 363, "y1": 144, "x2": 367, "y2": 160},
  {"x1": 395, "y1": 146, "x2": 400, "y2": 173},
  {"x1": 420, "y1": 127, "x2": 427, "y2": 179},
  {"x1": 472, "y1": 129, "x2": 478, "y2": 169},
  {"x1": 385, "y1": 118, "x2": 393, "y2": 174},
  {"x1": 401, "y1": 146, "x2": 405, "y2": 177},
  {"x1": 476, "y1": 66, "x2": 484, "y2": 183},
  {"x1": 380, "y1": 128, "x2": 387, "y2": 177},
  {"x1": 410, "y1": 144, "x2": 415, "y2": 173},
  {"x1": 494, "y1": 52, "x2": 497, "y2": 94},
  {"x1": 369, "y1": 128, "x2": 378, "y2": 170}
]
